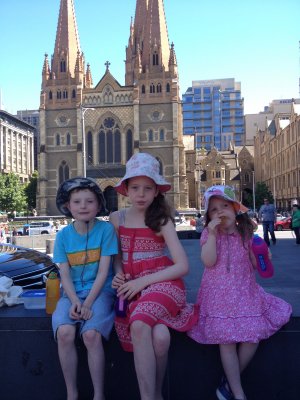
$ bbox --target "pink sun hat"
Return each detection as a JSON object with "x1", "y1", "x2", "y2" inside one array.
[
  {"x1": 115, "y1": 152, "x2": 171, "y2": 196},
  {"x1": 204, "y1": 185, "x2": 248, "y2": 214}
]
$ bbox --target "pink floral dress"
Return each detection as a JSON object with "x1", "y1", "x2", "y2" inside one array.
[{"x1": 188, "y1": 228, "x2": 292, "y2": 344}]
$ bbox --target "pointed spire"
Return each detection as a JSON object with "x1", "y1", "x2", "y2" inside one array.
[
  {"x1": 52, "y1": 0, "x2": 81, "y2": 78},
  {"x1": 42, "y1": 53, "x2": 50, "y2": 80},
  {"x1": 85, "y1": 63, "x2": 93, "y2": 88},
  {"x1": 168, "y1": 42, "x2": 178, "y2": 77},
  {"x1": 141, "y1": 0, "x2": 170, "y2": 70}
]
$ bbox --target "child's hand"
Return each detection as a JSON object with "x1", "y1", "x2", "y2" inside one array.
[
  {"x1": 69, "y1": 301, "x2": 82, "y2": 320},
  {"x1": 79, "y1": 305, "x2": 93, "y2": 321},
  {"x1": 207, "y1": 217, "x2": 221, "y2": 235},
  {"x1": 112, "y1": 272, "x2": 129, "y2": 289},
  {"x1": 117, "y1": 277, "x2": 146, "y2": 300}
]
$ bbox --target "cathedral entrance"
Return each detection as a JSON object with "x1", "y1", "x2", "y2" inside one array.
[{"x1": 104, "y1": 186, "x2": 118, "y2": 213}]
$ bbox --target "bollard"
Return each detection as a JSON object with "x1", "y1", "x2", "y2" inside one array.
[{"x1": 45, "y1": 239, "x2": 55, "y2": 255}]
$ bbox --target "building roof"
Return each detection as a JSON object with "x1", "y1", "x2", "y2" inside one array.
[{"x1": 0, "y1": 110, "x2": 35, "y2": 131}]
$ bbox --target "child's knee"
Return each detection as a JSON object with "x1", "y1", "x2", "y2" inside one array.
[
  {"x1": 57, "y1": 325, "x2": 76, "y2": 345},
  {"x1": 82, "y1": 329, "x2": 101, "y2": 348},
  {"x1": 130, "y1": 320, "x2": 151, "y2": 341},
  {"x1": 152, "y1": 325, "x2": 170, "y2": 356}
]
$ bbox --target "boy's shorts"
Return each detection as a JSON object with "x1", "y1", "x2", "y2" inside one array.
[{"x1": 52, "y1": 289, "x2": 115, "y2": 341}]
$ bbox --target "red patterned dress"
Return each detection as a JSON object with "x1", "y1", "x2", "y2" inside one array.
[{"x1": 115, "y1": 213, "x2": 198, "y2": 352}]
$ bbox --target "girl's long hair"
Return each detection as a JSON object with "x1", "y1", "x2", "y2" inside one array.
[{"x1": 145, "y1": 192, "x2": 174, "y2": 232}]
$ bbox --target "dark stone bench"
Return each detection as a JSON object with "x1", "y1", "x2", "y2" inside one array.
[{"x1": 0, "y1": 305, "x2": 299, "y2": 400}]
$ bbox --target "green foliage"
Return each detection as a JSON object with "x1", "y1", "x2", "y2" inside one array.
[
  {"x1": 24, "y1": 171, "x2": 38, "y2": 210},
  {"x1": 255, "y1": 182, "x2": 274, "y2": 210},
  {"x1": 0, "y1": 173, "x2": 27, "y2": 213}
]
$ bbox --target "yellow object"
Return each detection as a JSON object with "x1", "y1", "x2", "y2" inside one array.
[{"x1": 46, "y1": 272, "x2": 60, "y2": 314}]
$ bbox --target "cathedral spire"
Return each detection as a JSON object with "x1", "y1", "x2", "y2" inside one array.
[
  {"x1": 52, "y1": 0, "x2": 81, "y2": 78},
  {"x1": 141, "y1": 0, "x2": 170, "y2": 71}
]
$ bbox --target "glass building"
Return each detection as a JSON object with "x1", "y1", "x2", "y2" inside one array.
[{"x1": 182, "y1": 78, "x2": 245, "y2": 150}]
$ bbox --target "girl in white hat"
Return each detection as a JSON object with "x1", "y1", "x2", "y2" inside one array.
[
  {"x1": 188, "y1": 185, "x2": 292, "y2": 400},
  {"x1": 110, "y1": 152, "x2": 198, "y2": 400}
]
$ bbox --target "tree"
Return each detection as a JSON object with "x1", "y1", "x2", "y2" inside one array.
[
  {"x1": 0, "y1": 173, "x2": 27, "y2": 213},
  {"x1": 25, "y1": 171, "x2": 38, "y2": 210},
  {"x1": 255, "y1": 182, "x2": 274, "y2": 210}
]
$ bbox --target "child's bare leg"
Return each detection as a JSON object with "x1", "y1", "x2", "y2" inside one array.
[
  {"x1": 219, "y1": 343, "x2": 245, "y2": 400},
  {"x1": 152, "y1": 324, "x2": 170, "y2": 400},
  {"x1": 57, "y1": 325, "x2": 78, "y2": 400},
  {"x1": 131, "y1": 320, "x2": 156, "y2": 400},
  {"x1": 82, "y1": 330, "x2": 105, "y2": 400},
  {"x1": 238, "y1": 342, "x2": 259, "y2": 372}
]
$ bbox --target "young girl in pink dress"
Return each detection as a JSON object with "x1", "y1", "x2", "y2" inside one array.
[
  {"x1": 188, "y1": 185, "x2": 292, "y2": 400},
  {"x1": 110, "y1": 152, "x2": 198, "y2": 400}
]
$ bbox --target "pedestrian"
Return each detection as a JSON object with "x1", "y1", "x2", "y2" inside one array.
[
  {"x1": 195, "y1": 212, "x2": 204, "y2": 239},
  {"x1": 188, "y1": 185, "x2": 292, "y2": 400},
  {"x1": 52, "y1": 177, "x2": 118, "y2": 400},
  {"x1": 291, "y1": 204, "x2": 300, "y2": 245},
  {"x1": 110, "y1": 152, "x2": 198, "y2": 400},
  {"x1": 258, "y1": 198, "x2": 277, "y2": 246}
]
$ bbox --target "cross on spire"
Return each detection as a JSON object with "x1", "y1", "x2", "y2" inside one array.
[{"x1": 105, "y1": 60, "x2": 111, "y2": 71}]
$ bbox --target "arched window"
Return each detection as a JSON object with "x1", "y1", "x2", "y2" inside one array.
[
  {"x1": 63, "y1": 89, "x2": 68, "y2": 99},
  {"x1": 58, "y1": 161, "x2": 69, "y2": 185},
  {"x1": 60, "y1": 60, "x2": 66, "y2": 73},
  {"x1": 72, "y1": 89, "x2": 76, "y2": 98},
  {"x1": 56, "y1": 134, "x2": 60, "y2": 146},
  {"x1": 245, "y1": 173, "x2": 249, "y2": 183},
  {"x1": 107, "y1": 130, "x2": 113, "y2": 163},
  {"x1": 142, "y1": 85, "x2": 145, "y2": 94},
  {"x1": 49, "y1": 91, "x2": 52, "y2": 100},
  {"x1": 87, "y1": 131, "x2": 93, "y2": 165},
  {"x1": 66, "y1": 133, "x2": 71, "y2": 146},
  {"x1": 159, "y1": 129, "x2": 164, "y2": 141},
  {"x1": 157, "y1": 83, "x2": 162, "y2": 93},
  {"x1": 150, "y1": 84, "x2": 155, "y2": 94},
  {"x1": 98, "y1": 131, "x2": 106, "y2": 163},
  {"x1": 57, "y1": 90, "x2": 62, "y2": 99},
  {"x1": 126, "y1": 129, "x2": 133, "y2": 160},
  {"x1": 153, "y1": 52, "x2": 159, "y2": 66},
  {"x1": 166, "y1": 83, "x2": 170, "y2": 93},
  {"x1": 148, "y1": 129, "x2": 153, "y2": 142},
  {"x1": 114, "y1": 129, "x2": 121, "y2": 163}
]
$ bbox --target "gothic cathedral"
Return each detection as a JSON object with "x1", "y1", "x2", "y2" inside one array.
[{"x1": 37, "y1": 0, "x2": 188, "y2": 215}]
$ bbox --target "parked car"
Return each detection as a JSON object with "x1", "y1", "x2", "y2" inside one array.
[
  {"x1": 17, "y1": 221, "x2": 56, "y2": 236},
  {"x1": 274, "y1": 217, "x2": 292, "y2": 231},
  {"x1": 0, "y1": 243, "x2": 58, "y2": 288}
]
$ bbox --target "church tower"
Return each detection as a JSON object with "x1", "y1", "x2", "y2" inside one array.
[
  {"x1": 37, "y1": 0, "x2": 91, "y2": 215},
  {"x1": 125, "y1": 0, "x2": 188, "y2": 208},
  {"x1": 37, "y1": 0, "x2": 187, "y2": 215}
]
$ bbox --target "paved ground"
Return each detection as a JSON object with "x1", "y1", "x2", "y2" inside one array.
[{"x1": 181, "y1": 224, "x2": 300, "y2": 316}]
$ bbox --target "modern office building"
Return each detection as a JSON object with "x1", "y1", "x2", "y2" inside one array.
[{"x1": 182, "y1": 78, "x2": 245, "y2": 151}]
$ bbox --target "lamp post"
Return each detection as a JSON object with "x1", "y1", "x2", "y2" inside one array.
[{"x1": 81, "y1": 106, "x2": 95, "y2": 177}]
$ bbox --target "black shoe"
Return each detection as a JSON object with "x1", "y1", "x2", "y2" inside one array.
[{"x1": 216, "y1": 376, "x2": 233, "y2": 400}]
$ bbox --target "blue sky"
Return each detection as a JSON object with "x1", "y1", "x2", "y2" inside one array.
[{"x1": 0, "y1": 0, "x2": 299, "y2": 115}]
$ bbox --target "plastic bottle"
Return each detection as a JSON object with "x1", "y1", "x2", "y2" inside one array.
[
  {"x1": 115, "y1": 295, "x2": 128, "y2": 318},
  {"x1": 251, "y1": 234, "x2": 274, "y2": 278},
  {"x1": 46, "y1": 272, "x2": 60, "y2": 314}
]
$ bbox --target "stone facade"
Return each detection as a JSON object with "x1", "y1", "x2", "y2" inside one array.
[
  {"x1": 37, "y1": 0, "x2": 188, "y2": 215},
  {"x1": 254, "y1": 102, "x2": 300, "y2": 210},
  {"x1": 186, "y1": 145, "x2": 254, "y2": 211}
]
